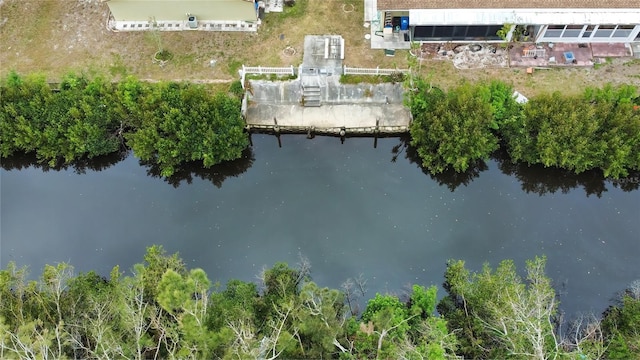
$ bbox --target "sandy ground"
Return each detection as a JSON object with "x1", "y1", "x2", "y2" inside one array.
[{"x1": 1, "y1": 0, "x2": 639, "y2": 96}]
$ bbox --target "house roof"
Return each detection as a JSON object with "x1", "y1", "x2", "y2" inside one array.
[
  {"x1": 378, "y1": 0, "x2": 639, "y2": 9},
  {"x1": 107, "y1": 0, "x2": 256, "y2": 22}
]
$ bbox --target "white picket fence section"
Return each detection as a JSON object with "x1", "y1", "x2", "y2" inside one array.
[
  {"x1": 242, "y1": 65, "x2": 295, "y2": 75},
  {"x1": 240, "y1": 65, "x2": 296, "y2": 88},
  {"x1": 343, "y1": 65, "x2": 410, "y2": 75}
]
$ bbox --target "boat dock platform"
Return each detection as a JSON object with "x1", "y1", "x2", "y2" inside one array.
[
  {"x1": 245, "y1": 102, "x2": 410, "y2": 136},
  {"x1": 242, "y1": 35, "x2": 412, "y2": 137}
]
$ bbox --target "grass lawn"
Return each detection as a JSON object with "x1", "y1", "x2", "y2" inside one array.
[{"x1": 0, "y1": 0, "x2": 639, "y2": 96}]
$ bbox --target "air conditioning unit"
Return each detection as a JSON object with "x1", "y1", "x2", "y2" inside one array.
[
  {"x1": 631, "y1": 42, "x2": 640, "y2": 59},
  {"x1": 187, "y1": 15, "x2": 198, "y2": 29}
]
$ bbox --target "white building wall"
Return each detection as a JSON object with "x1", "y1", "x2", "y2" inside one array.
[{"x1": 110, "y1": 19, "x2": 259, "y2": 32}]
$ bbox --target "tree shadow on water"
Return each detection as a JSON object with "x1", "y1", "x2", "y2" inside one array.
[
  {"x1": 391, "y1": 137, "x2": 639, "y2": 195},
  {"x1": 1, "y1": 151, "x2": 128, "y2": 174},
  {"x1": 493, "y1": 150, "x2": 639, "y2": 197},
  {"x1": 392, "y1": 135, "x2": 488, "y2": 192},
  {"x1": 140, "y1": 148, "x2": 255, "y2": 188},
  {"x1": 609, "y1": 172, "x2": 640, "y2": 193}
]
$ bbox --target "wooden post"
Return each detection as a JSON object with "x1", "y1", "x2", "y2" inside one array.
[
  {"x1": 246, "y1": 125, "x2": 253, "y2": 146},
  {"x1": 374, "y1": 119, "x2": 379, "y2": 148}
]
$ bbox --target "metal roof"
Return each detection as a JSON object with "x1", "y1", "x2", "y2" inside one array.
[
  {"x1": 107, "y1": 0, "x2": 256, "y2": 22},
  {"x1": 409, "y1": 8, "x2": 640, "y2": 25}
]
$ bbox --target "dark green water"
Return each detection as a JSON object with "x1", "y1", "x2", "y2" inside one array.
[{"x1": 1, "y1": 135, "x2": 639, "y2": 317}]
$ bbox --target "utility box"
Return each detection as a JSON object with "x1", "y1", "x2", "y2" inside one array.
[
  {"x1": 187, "y1": 15, "x2": 197, "y2": 29},
  {"x1": 563, "y1": 51, "x2": 575, "y2": 64},
  {"x1": 383, "y1": 27, "x2": 393, "y2": 40},
  {"x1": 631, "y1": 43, "x2": 640, "y2": 58},
  {"x1": 400, "y1": 16, "x2": 409, "y2": 31}
]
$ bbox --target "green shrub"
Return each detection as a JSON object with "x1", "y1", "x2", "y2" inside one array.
[
  {"x1": 340, "y1": 73, "x2": 405, "y2": 85},
  {"x1": 409, "y1": 81, "x2": 499, "y2": 173},
  {"x1": 407, "y1": 77, "x2": 639, "y2": 178},
  {"x1": 0, "y1": 73, "x2": 249, "y2": 176}
]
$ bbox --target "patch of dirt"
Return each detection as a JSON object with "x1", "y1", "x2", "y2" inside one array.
[
  {"x1": 1, "y1": 0, "x2": 638, "y2": 97},
  {"x1": 451, "y1": 45, "x2": 509, "y2": 69},
  {"x1": 415, "y1": 43, "x2": 509, "y2": 69}
]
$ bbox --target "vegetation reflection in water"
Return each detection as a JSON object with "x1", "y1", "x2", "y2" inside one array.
[
  {"x1": 2, "y1": 135, "x2": 638, "y2": 195},
  {"x1": 1, "y1": 246, "x2": 638, "y2": 359}
]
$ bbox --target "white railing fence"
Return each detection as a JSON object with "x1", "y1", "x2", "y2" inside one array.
[
  {"x1": 242, "y1": 65, "x2": 295, "y2": 75},
  {"x1": 240, "y1": 65, "x2": 296, "y2": 88},
  {"x1": 343, "y1": 65, "x2": 410, "y2": 75}
]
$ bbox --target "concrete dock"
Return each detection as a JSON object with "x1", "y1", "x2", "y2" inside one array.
[
  {"x1": 245, "y1": 102, "x2": 410, "y2": 135},
  {"x1": 244, "y1": 74, "x2": 412, "y2": 135},
  {"x1": 242, "y1": 35, "x2": 412, "y2": 136}
]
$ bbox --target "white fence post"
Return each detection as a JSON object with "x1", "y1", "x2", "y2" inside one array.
[{"x1": 241, "y1": 65, "x2": 246, "y2": 89}]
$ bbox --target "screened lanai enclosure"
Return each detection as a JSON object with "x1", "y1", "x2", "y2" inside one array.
[
  {"x1": 412, "y1": 25, "x2": 503, "y2": 41},
  {"x1": 369, "y1": 0, "x2": 640, "y2": 48}
]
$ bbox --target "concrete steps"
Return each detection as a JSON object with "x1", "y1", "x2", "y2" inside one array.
[{"x1": 302, "y1": 85, "x2": 321, "y2": 107}]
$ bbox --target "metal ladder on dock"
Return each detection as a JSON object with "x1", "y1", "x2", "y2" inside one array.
[{"x1": 302, "y1": 84, "x2": 321, "y2": 107}]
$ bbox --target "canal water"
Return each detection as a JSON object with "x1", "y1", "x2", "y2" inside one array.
[{"x1": 1, "y1": 135, "x2": 639, "y2": 318}]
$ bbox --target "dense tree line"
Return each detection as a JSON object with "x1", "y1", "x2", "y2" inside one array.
[
  {"x1": 3, "y1": 71, "x2": 638, "y2": 180},
  {"x1": 409, "y1": 80, "x2": 640, "y2": 179},
  {"x1": 0, "y1": 72, "x2": 248, "y2": 176},
  {"x1": 1, "y1": 246, "x2": 638, "y2": 359}
]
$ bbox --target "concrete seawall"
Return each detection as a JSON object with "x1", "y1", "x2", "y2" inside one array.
[
  {"x1": 247, "y1": 77, "x2": 406, "y2": 104},
  {"x1": 244, "y1": 76, "x2": 412, "y2": 136}
]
